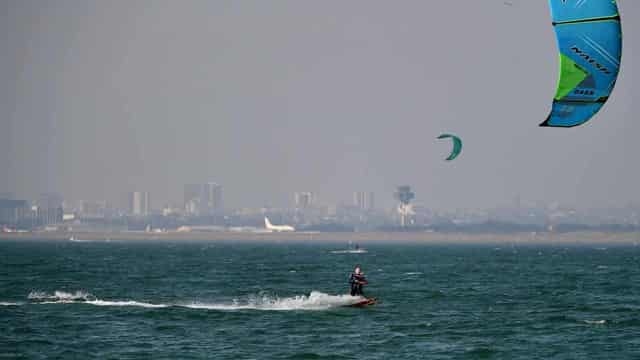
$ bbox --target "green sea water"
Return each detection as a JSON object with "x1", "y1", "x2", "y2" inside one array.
[{"x1": 1, "y1": 239, "x2": 639, "y2": 359}]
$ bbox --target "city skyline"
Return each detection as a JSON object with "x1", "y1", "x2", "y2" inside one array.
[{"x1": 1, "y1": 1, "x2": 639, "y2": 210}]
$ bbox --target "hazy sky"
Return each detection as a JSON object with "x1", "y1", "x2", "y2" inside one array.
[{"x1": 1, "y1": 1, "x2": 638, "y2": 210}]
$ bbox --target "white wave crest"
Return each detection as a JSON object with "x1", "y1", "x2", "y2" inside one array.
[
  {"x1": 0, "y1": 302, "x2": 21, "y2": 306},
  {"x1": 330, "y1": 249, "x2": 368, "y2": 254},
  {"x1": 27, "y1": 290, "x2": 164, "y2": 308},
  {"x1": 183, "y1": 291, "x2": 363, "y2": 311},
  {"x1": 25, "y1": 290, "x2": 365, "y2": 311},
  {"x1": 584, "y1": 319, "x2": 606, "y2": 325},
  {"x1": 28, "y1": 290, "x2": 95, "y2": 302},
  {"x1": 86, "y1": 300, "x2": 167, "y2": 308}
]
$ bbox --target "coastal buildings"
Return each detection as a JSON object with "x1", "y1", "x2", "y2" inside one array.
[{"x1": 3, "y1": 184, "x2": 640, "y2": 233}]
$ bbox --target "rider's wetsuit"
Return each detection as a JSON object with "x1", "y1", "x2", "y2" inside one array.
[{"x1": 349, "y1": 272, "x2": 367, "y2": 296}]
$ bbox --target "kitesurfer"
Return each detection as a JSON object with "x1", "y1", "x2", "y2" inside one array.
[{"x1": 349, "y1": 265, "x2": 367, "y2": 296}]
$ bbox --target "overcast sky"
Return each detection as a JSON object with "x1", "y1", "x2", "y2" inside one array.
[{"x1": 1, "y1": 1, "x2": 638, "y2": 210}]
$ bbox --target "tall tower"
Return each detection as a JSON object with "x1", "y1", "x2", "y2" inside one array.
[{"x1": 394, "y1": 186, "x2": 415, "y2": 227}]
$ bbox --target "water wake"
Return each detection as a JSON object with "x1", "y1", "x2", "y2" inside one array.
[
  {"x1": 88, "y1": 300, "x2": 167, "y2": 308},
  {"x1": 184, "y1": 291, "x2": 362, "y2": 311},
  {"x1": 28, "y1": 290, "x2": 96, "y2": 302},
  {"x1": 330, "y1": 250, "x2": 368, "y2": 254},
  {"x1": 22, "y1": 290, "x2": 362, "y2": 311},
  {"x1": 27, "y1": 291, "x2": 164, "y2": 308},
  {"x1": 0, "y1": 302, "x2": 21, "y2": 306}
]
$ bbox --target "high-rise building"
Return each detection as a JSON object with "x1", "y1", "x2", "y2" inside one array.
[
  {"x1": 184, "y1": 182, "x2": 223, "y2": 215},
  {"x1": 79, "y1": 200, "x2": 109, "y2": 218},
  {"x1": 203, "y1": 182, "x2": 223, "y2": 214},
  {"x1": 0, "y1": 199, "x2": 29, "y2": 226},
  {"x1": 294, "y1": 192, "x2": 314, "y2": 209},
  {"x1": 128, "y1": 192, "x2": 150, "y2": 216},
  {"x1": 35, "y1": 193, "x2": 64, "y2": 226},
  {"x1": 38, "y1": 193, "x2": 63, "y2": 210},
  {"x1": 353, "y1": 191, "x2": 375, "y2": 211},
  {"x1": 36, "y1": 206, "x2": 63, "y2": 226},
  {"x1": 184, "y1": 184, "x2": 202, "y2": 214}
]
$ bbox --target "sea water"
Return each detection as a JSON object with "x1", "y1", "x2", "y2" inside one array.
[{"x1": 1, "y1": 239, "x2": 639, "y2": 359}]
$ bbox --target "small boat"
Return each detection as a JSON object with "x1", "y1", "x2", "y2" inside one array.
[{"x1": 330, "y1": 242, "x2": 368, "y2": 254}]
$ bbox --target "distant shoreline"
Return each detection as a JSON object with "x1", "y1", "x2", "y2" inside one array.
[{"x1": 1, "y1": 231, "x2": 639, "y2": 244}]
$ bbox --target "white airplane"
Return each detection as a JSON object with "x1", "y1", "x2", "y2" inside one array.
[{"x1": 264, "y1": 217, "x2": 295, "y2": 232}]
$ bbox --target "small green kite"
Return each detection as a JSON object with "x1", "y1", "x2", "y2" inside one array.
[{"x1": 437, "y1": 134, "x2": 462, "y2": 161}]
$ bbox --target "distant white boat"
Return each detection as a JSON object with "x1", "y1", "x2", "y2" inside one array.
[
  {"x1": 69, "y1": 237, "x2": 92, "y2": 242},
  {"x1": 330, "y1": 242, "x2": 368, "y2": 254}
]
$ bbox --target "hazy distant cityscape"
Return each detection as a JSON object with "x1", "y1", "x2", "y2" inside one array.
[{"x1": 2, "y1": 183, "x2": 639, "y2": 234}]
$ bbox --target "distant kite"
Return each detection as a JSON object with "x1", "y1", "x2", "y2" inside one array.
[
  {"x1": 437, "y1": 134, "x2": 462, "y2": 161},
  {"x1": 542, "y1": 0, "x2": 622, "y2": 127}
]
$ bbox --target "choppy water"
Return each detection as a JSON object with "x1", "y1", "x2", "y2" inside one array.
[{"x1": 1, "y1": 239, "x2": 640, "y2": 359}]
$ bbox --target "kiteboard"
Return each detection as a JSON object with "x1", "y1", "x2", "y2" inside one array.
[{"x1": 347, "y1": 297, "x2": 377, "y2": 307}]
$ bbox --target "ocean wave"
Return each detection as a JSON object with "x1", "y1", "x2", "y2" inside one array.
[
  {"x1": 182, "y1": 291, "x2": 363, "y2": 311},
  {"x1": 583, "y1": 319, "x2": 606, "y2": 325}
]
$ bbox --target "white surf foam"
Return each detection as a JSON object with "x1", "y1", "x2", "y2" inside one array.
[
  {"x1": 330, "y1": 249, "x2": 368, "y2": 254},
  {"x1": 27, "y1": 290, "x2": 165, "y2": 308},
  {"x1": 86, "y1": 300, "x2": 167, "y2": 308},
  {"x1": 0, "y1": 302, "x2": 21, "y2": 306},
  {"x1": 183, "y1": 291, "x2": 363, "y2": 311},
  {"x1": 584, "y1": 319, "x2": 606, "y2": 325},
  {"x1": 26, "y1": 290, "x2": 364, "y2": 311},
  {"x1": 28, "y1": 290, "x2": 95, "y2": 302}
]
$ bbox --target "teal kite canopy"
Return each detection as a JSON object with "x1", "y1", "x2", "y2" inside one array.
[{"x1": 437, "y1": 134, "x2": 462, "y2": 161}]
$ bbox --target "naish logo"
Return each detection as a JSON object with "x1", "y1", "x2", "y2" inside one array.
[{"x1": 570, "y1": 46, "x2": 612, "y2": 75}]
